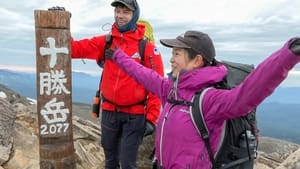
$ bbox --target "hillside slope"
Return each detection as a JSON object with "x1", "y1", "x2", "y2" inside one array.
[{"x1": 1, "y1": 84, "x2": 300, "y2": 169}]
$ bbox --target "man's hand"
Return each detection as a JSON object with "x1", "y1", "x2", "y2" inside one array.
[
  {"x1": 104, "y1": 48, "x2": 116, "y2": 60},
  {"x1": 48, "y1": 6, "x2": 71, "y2": 18},
  {"x1": 144, "y1": 121, "x2": 155, "y2": 137},
  {"x1": 290, "y1": 37, "x2": 300, "y2": 55},
  {"x1": 48, "y1": 6, "x2": 66, "y2": 11}
]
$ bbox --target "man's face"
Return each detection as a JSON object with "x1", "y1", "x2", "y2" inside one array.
[{"x1": 114, "y1": 6, "x2": 134, "y2": 27}]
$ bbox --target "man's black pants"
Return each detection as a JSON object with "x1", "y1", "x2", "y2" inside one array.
[{"x1": 101, "y1": 110, "x2": 145, "y2": 169}]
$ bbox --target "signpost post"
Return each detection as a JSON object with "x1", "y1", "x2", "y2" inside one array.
[{"x1": 34, "y1": 9, "x2": 75, "y2": 169}]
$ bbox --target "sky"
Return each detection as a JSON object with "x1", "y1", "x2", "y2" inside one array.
[{"x1": 1, "y1": 0, "x2": 300, "y2": 87}]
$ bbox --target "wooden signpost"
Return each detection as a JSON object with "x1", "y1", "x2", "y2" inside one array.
[{"x1": 34, "y1": 9, "x2": 75, "y2": 169}]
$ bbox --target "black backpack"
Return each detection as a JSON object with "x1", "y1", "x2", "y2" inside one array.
[
  {"x1": 97, "y1": 33, "x2": 148, "y2": 67},
  {"x1": 191, "y1": 61, "x2": 259, "y2": 169}
]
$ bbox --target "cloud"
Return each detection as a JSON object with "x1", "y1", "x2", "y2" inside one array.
[
  {"x1": 140, "y1": 0, "x2": 300, "y2": 25},
  {"x1": 289, "y1": 69, "x2": 300, "y2": 75},
  {"x1": 0, "y1": 8, "x2": 32, "y2": 41},
  {"x1": 1, "y1": 0, "x2": 300, "y2": 87},
  {"x1": 0, "y1": 64, "x2": 36, "y2": 73},
  {"x1": 281, "y1": 69, "x2": 300, "y2": 87}
]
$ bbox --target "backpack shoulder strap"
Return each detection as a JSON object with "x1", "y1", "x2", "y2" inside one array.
[
  {"x1": 105, "y1": 33, "x2": 113, "y2": 48},
  {"x1": 98, "y1": 33, "x2": 112, "y2": 67},
  {"x1": 191, "y1": 87, "x2": 217, "y2": 168},
  {"x1": 139, "y1": 37, "x2": 147, "y2": 65},
  {"x1": 100, "y1": 35, "x2": 147, "y2": 66}
]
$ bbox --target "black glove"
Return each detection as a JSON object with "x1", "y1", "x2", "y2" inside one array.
[
  {"x1": 289, "y1": 38, "x2": 300, "y2": 55},
  {"x1": 48, "y1": 6, "x2": 66, "y2": 11},
  {"x1": 104, "y1": 48, "x2": 116, "y2": 60},
  {"x1": 48, "y1": 6, "x2": 72, "y2": 18},
  {"x1": 144, "y1": 121, "x2": 155, "y2": 137}
]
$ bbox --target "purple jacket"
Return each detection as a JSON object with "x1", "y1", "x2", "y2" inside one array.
[{"x1": 112, "y1": 39, "x2": 300, "y2": 169}]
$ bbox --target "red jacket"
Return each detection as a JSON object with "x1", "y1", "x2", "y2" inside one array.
[{"x1": 71, "y1": 23, "x2": 164, "y2": 124}]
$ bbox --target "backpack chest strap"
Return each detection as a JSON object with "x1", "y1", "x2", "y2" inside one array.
[{"x1": 166, "y1": 98, "x2": 193, "y2": 106}]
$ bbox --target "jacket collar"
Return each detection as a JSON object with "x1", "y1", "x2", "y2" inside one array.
[
  {"x1": 170, "y1": 64, "x2": 227, "y2": 92},
  {"x1": 111, "y1": 23, "x2": 145, "y2": 41}
]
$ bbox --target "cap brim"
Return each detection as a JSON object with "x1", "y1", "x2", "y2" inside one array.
[
  {"x1": 111, "y1": 1, "x2": 135, "y2": 11},
  {"x1": 160, "y1": 39, "x2": 191, "y2": 49}
]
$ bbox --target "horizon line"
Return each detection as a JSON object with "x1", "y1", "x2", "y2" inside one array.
[
  {"x1": 1, "y1": 64, "x2": 300, "y2": 87},
  {"x1": 0, "y1": 64, "x2": 101, "y2": 76}
]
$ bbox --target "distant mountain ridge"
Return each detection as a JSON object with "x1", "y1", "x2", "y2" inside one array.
[
  {"x1": 0, "y1": 69, "x2": 36, "y2": 99},
  {"x1": 1, "y1": 69, "x2": 300, "y2": 104},
  {"x1": 1, "y1": 69, "x2": 300, "y2": 144},
  {"x1": 0, "y1": 69, "x2": 100, "y2": 104},
  {"x1": 257, "y1": 103, "x2": 300, "y2": 144},
  {"x1": 264, "y1": 87, "x2": 300, "y2": 104}
]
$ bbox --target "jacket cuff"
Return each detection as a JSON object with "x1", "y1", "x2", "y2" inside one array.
[{"x1": 288, "y1": 37, "x2": 300, "y2": 56}]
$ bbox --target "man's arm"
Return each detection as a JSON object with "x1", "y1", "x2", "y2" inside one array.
[{"x1": 71, "y1": 35, "x2": 106, "y2": 62}]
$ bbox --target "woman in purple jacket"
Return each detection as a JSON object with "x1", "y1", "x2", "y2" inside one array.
[{"x1": 106, "y1": 30, "x2": 300, "y2": 169}]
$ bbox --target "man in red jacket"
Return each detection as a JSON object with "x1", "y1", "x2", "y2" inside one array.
[{"x1": 71, "y1": 0, "x2": 164, "y2": 168}]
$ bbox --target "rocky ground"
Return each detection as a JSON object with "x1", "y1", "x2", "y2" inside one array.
[{"x1": 1, "y1": 84, "x2": 300, "y2": 169}]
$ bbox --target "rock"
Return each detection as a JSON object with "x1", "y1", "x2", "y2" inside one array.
[
  {"x1": 0, "y1": 84, "x2": 31, "y2": 106},
  {"x1": 256, "y1": 137, "x2": 300, "y2": 169},
  {"x1": 137, "y1": 134, "x2": 155, "y2": 168},
  {"x1": 0, "y1": 143, "x2": 12, "y2": 166},
  {"x1": 254, "y1": 161, "x2": 273, "y2": 169},
  {"x1": 0, "y1": 91, "x2": 6, "y2": 99},
  {"x1": 276, "y1": 148, "x2": 300, "y2": 169},
  {"x1": 72, "y1": 116, "x2": 105, "y2": 169},
  {"x1": 0, "y1": 98, "x2": 16, "y2": 165},
  {"x1": 2, "y1": 100, "x2": 39, "y2": 169}
]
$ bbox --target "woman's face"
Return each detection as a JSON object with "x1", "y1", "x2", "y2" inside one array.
[
  {"x1": 169, "y1": 48, "x2": 200, "y2": 78},
  {"x1": 114, "y1": 6, "x2": 133, "y2": 27}
]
